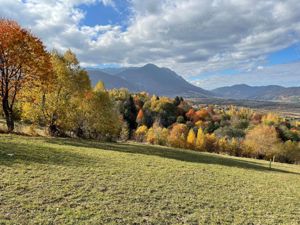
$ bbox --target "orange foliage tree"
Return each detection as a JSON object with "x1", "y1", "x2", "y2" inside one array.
[
  {"x1": 0, "y1": 19, "x2": 51, "y2": 131},
  {"x1": 136, "y1": 109, "x2": 144, "y2": 126}
]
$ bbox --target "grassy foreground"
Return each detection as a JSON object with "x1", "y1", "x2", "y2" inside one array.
[{"x1": 0, "y1": 135, "x2": 299, "y2": 224}]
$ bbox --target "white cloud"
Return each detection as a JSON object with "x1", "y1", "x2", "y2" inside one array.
[{"x1": 1, "y1": 0, "x2": 300, "y2": 77}]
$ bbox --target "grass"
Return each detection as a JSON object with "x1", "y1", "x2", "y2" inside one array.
[{"x1": 0, "y1": 134, "x2": 299, "y2": 224}]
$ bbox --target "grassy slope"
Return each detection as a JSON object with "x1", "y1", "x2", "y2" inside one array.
[{"x1": 0, "y1": 135, "x2": 299, "y2": 225}]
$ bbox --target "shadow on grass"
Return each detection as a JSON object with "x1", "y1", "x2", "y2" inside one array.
[
  {"x1": 0, "y1": 140, "x2": 98, "y2": 167},
  {"x1": 46, "y1": 138, "x2": 300, "y2": 175}
]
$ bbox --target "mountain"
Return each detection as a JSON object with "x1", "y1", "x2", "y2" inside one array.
[
  {"x1": 87, "y1": 64, "x2": 214, "y2": 97},
  {"x1": 212, "y1": 84, "x2": 300, "y2": 102},
  {"x1": 87, "y1": 70, "x2": 139, "y2": 91}
]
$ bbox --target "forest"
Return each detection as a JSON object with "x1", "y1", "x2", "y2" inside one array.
[{"x1": 1, "y1": 19, "x2": 299, "y2": 165}]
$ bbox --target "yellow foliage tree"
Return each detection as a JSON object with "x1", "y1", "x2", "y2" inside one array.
[
  {"x1": 146, "y1": 124, "x2": 168, "y2": 145},
  {"x1": 217, "y1": 137, "x2": 228, "y2": 153},
  {"x1": 135, "y1": 125, "x2": 148, "y2": 142},
  {"x1": 244, "y1": 125, "x2": 280, "y2": 160},
  {"x1": 186, "y1": 128, "x2": 196, "y2": 149},
  {"x1": 195, "y1": 128, "x2": 206, "y2": 151},
  {"x1": 205, "y1": 133, "x2": 217, "y2": 152},
  {"x1": 168, "y1": 124, "x2": 188, "y2": 148},
  {"x1": 94, "y1": 80, "x2": 106, "y2": 92}
]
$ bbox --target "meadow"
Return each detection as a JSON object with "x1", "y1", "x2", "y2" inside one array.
[{"x1": 0, "y1": 134, "x2": 299, "y2": 224}]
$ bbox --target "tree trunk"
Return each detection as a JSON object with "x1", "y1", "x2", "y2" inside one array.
[{"x1": 2, "y1": 97, "x2": 14, "y2": 132}]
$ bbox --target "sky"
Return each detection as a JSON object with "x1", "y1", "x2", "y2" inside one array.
[{"x1": 1, "y1": 0, "x2": 300, "y2": 89}]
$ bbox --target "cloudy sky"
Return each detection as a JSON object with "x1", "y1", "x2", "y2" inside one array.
[{"x1": 1, "y1": 0, "x2": 300, "y2": 89}]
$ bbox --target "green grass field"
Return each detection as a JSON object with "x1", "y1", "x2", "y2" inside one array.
[{"x1": 0, "y1": 134, "x2": 299, "y2": 224}]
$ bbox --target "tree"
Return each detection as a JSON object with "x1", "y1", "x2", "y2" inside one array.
[
  {"x1": 123, "y1": 95, "x2": 137, "y2": 136},
  {"x1": 82, "y1": 90, "x2": 120, "y2": 140},
  {"x1": 168, "y1": 124, "x2": 188, "y2": 148},
  {"x1": 94, "y1": 80, "x2": 106, "y2": 92},
  {"x1": 136, "y1": 109, "x2": 144, "y2": 126},
  {"x1": 205, "y1": 133, "x2": 217, "y2": 152},
  {"x1": 173, "y1": 96, "x2": 181, "y2": 106},
  {"x1": 120, "y1": 121, "x2": 130, "y2": 141},
  {"x1": 135, "y1": 125, "x2": 148, "y2": 142},
  {"x1": 146, "y1": 123, "x2": 168, "y2": 145},
  {"x1": 21, "y1": 50, "x2": 90, "y2": 136},
  {"x1": 186, "y1": 128, "x2": 196, "y2": 149},
  {"x1": 196, "y1": 128, "x2": 206, "y2": 151},
  {"x1": 244, "y1": 125, "x2": 280, "y2": 161},
  {"x1": 0, "y1": 19, "x2": 52, "y2": 132},
  {"x1": 278, "y1": 141, "x2": 300, "y2": 164}
]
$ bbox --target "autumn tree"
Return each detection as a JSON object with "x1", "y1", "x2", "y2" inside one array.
[
  {"x1": 168, "y1": 124, "x2": 188, "y2": 148},
  {"x1": 136, "y1": 109, "x2": 144, "y2": 126},
  {"x1": 22, "y1": 50, "x2": 90, "y2": 136},
  {"x1": 244, "y1": 125, "x2": 280, "y2": 160},
  {"x1": 146, "y1": 123, "x2": 168, "y2": 145},
  {"x1": 135, "y1": 125, "x2": 148, "y2": 142},
  {"x1": 94, "y1": 80, "x2": 106, "y2": 92},
  {"x1": 196, "y1": 127, "x2": 206, "y2": 151},
  {"x1": 0, "y1": 19, "x2": 52, "y2": 132},
  {"x1": 82, "y1": 90, "x2": 121, "y2": 140},
  {"x1": 186, "y1": 128, "x2": 196, "y2": 149}
]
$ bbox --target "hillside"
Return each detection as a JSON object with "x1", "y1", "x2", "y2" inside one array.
[
  {"x1": 212, "y1": 84, "x2": 300, "y2": 102},
  {"x1": 87, "y1": 69, "x2": 139, "y2": 91},
  {"x1": 88, "y1": 64, "x2": 214, "y2": 97},
  {"x1": 1, "y1": 135, "x2": 299, "y2": 224}
]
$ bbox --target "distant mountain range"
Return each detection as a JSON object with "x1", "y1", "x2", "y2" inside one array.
[
  {"x1": 87, "y1": 64, "x2": 300, "y2": 102},
  {"x1": 87, "y1": 64, "x2": 213, "y2": 97},
  {"x1": 212, "y1": 84, "x2": 300, "y2": 102}
]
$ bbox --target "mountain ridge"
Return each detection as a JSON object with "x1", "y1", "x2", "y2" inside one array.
[
  {"x1": 87, "y1": 64, "x2": 214, "y2": 98},
  {"x1": 212, "y1": 84, "x2": 300, "y2": 102}
]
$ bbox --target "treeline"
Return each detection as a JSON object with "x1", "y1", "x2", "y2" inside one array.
[
  {"x1": 1, "y1": 20, "x2": 299, "y2": 164},
  {"x1": 107, "y1": 90, "x2": 300, "y2": 164}
]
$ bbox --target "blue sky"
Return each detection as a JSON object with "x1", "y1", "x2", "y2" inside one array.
[
  {"x1": 79, "y1": 0, "x2": 130, "y2": 29},
  {"x1": 1, "y1": 0, "x2": 300, "y2": 89}
]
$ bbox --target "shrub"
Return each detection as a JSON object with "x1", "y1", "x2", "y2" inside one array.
[{"x1": 262, "y1": 113, "x2": 282, "y2": 126}]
